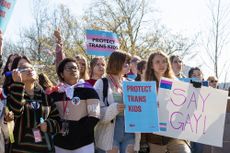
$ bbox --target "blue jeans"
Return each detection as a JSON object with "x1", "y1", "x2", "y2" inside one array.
[
  {"x1": 191, "y1": 142, "x2": 203, "y2": 153},
  {"x1": 95, "y1": 148, "x2": 106, "y2": 153},
  {"x1": 96, "y1": 116, "x2": 135, "y2": 153},
  {"x1": 113, "y1": 116, "x2": 135, "y2": 153}
]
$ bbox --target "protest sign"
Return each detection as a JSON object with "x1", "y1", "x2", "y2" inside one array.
[
  {"x1": 86, "y1": 29, "x2": 119, "y2": 56},
  {"x1": 123, "y1": 81, "x2": 159, "y2": 132},
  {"x1": 0, "y1": 0, "x2": 17, "y2": 33},
  {"x1": 156, "y1": 77, "x2": 228, "y2": 147}
]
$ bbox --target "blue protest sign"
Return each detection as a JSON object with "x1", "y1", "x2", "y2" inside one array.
[
  {"x1": 0, "y1": 0, "x2": 17, "y2": 33},
  {"x1": 123, "y1": 81, "x2": 159, "y2": 132}
]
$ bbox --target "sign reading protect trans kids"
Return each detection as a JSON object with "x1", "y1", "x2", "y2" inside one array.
[
  {"x1": 123, "y1": 81, "x2": 159, "y2": 133},
  {"x1": 86, "y1": 29, "x2": 119, "y2": 56}
]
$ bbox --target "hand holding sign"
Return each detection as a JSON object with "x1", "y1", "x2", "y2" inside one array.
[{"x1": 117, "y1": 103, "x2": 125, "y2": 113}]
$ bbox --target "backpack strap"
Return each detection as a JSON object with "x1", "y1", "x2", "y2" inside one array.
[{"x1": 102, "y1": 77, "x2": 109, "y2": 106}]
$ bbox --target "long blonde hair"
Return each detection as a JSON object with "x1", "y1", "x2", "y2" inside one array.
[
  {"x1": 144, "y1": 51, "x2": 174, "y2": 85},
  {"x1": 75, "y1": 55, "x2": 89, "y2": 80},
  {"x1": 89, "y1": 57, "x2": 105, "y2": 78}
]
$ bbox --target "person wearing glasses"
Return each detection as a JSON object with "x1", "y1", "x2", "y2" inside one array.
[
  {"x1": 207, "y1": 76, "x2": 218, "y2": 88},
  {"x1": 48, "y1": 58, "x2": 100, "y2": 153},
  {"x1": 54, "y1": 29, "x2": 90, "y2": 82},
  {"x1": 6, "y1": 56, "x2": 60, "y2": 153}
]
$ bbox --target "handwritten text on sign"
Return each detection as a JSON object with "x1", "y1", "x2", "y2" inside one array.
[{"x1": 157, "y1": 77, "x2": 228, "y2": 147}]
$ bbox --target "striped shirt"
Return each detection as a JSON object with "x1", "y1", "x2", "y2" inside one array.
[
  {"x1": 7, "y1": 82, "x2": 60, "y2": 153},
  {"x1": 49, "y1": 85, "x2": 100, "y2": 150}
]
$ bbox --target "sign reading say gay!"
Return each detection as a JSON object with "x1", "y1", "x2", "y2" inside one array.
[{"x1": 156, "y1": 77, "x2": 228, "y2": 147}]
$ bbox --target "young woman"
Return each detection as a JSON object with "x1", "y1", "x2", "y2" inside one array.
[
  {"x1": 7, "y1": 56, "x2": 60, "y2": 153},
  {"x1": 0, "y1": 33, "x2": 20, "y2": 153},
  {"x1": 2, "y1": 54, "x2": 20, "y2": 91},
  {"x1": 86, "y1": 57, "x2": 106, "y2": 86},
  {"x1": 2, "y1": 53, "x2": 20, "y2": 75},
  {"x1": 75, "y1": 55, "x2": 89, "y2": 80},
  {"x1": 94, "y1": 51, "x2": 140, "y2": 153},
  {"x1": 170, "y1": 55, "x2": 185, "y2": 78},
  {"x1": 126, "y1": 55, "x2": 141, "y2": 80},
  {"x1": 48, "y1": 58, "x2": 100, "y2": 153},
  {"x1": 188, "y1": 67, "x2": 203, "y2": 81},
  {"x1": 135, "y1": 60, "x2": 147, "y2": 81},
  {"x1": 144, "y1": 51, "x2": 191, "y2": 153}
]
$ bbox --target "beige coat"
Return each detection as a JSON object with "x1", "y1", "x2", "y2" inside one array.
[{"x1": 94, "y1": 78, "x2": 140, "y2": 151}]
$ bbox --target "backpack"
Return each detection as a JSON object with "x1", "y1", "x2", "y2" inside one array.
[{"x1": 102, "y1": 78, "x2": 109, "y2": 106}]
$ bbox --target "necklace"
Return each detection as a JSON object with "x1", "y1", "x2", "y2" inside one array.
[{"x1": 108, "y1": 75, "x2": 122, "y2": 93}]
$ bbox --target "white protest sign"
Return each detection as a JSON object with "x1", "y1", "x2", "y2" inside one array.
[{"x1": 156, "y1": 77, "x2": 228, "y2": 147}]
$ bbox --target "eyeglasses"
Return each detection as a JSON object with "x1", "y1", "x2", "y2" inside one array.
[
  {"x1": 17, "y1": 67, "x2": 34, "y2": 72},
  {"x1": 64, "y1": 66, "x2": 78, "y2": 71},
  {"x1": 210, "y1": 80, "x2": 218, "y2": 83}
]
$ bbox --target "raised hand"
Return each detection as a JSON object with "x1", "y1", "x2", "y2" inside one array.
[{"x1": 54, "y1": 28, "x2": 62, "y2": 44}]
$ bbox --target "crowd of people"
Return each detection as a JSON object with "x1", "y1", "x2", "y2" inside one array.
[{"x1": 0, "y1": 29, "x2": 224, "y2": 153}]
